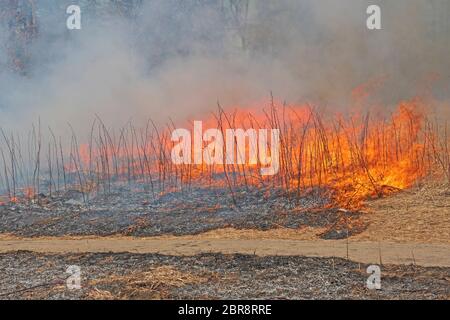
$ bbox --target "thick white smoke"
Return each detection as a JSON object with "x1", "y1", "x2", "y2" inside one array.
[{"x1": 0, "y1": 0, "x2": 448, "y2": 137}]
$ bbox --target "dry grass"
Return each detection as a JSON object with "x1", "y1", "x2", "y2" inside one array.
[
  {"x1": 2, "y1": 99, "x2": 449, "y2": 210},
  {"x1": 353, "y1": 182, "x2": 450, "y2": 243},
  {"x1": 86, "y1": 266, "x2": 215, "y2": 300}
]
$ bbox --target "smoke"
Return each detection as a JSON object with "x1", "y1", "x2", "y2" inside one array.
[{"x1": 0, "y1": 0, "x2": 449, "y2": 136}]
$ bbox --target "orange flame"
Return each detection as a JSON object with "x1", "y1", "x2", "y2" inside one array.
[{"x1": 67, "y1": 97, "x2": 437, "y2": 209}]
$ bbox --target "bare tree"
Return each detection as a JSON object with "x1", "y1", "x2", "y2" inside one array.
[
  {"x1": 0, "y1": 0, "x2": 38, "y2": 74},
  {"x1": 222, "y1": 0, "x2": 251, "y2": 51}
]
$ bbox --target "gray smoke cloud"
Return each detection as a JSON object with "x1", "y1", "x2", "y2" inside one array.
[{"x1": 0, "y1": 0, "x2": 449, "y2": 137}]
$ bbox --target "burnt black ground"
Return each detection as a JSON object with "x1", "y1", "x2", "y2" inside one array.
[
  {"x1": 0, "y1": 251, "x2": 448, "y2": 300},
  {"x1": 0, "y1": 184, "x2": 366, "y2": 239}
]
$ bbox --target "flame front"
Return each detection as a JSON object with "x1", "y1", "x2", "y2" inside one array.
[
  {"x1": 67, "y1": 98, "x2": 445, "y2": 209},
  {"x1": 2, "y1": 97, "x2": 448, "y2": 210}
]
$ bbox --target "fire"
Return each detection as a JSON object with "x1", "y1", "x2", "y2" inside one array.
[
  {"x1": 2, "y1": 96, "x2": 448, "y2": 210},
  {"x1": 69, "y1": 98, "x2": 435, "y2": 209}
]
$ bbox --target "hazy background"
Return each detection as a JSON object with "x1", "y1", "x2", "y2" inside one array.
[{"x1": 0, "y1": 0, "x2": 449, "y2": 135}]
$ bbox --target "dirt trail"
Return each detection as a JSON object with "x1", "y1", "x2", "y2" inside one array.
[{"x1": 1, "y1": 236, "x2": 449, "y2": 267}]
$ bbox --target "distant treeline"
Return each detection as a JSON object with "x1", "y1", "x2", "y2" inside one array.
[{"x1": 0, "y1": 0, "x2": 254, "y2": 74}]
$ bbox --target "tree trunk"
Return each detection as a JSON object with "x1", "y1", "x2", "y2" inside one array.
[{"x1": 1, "y1": 0, "x2": 38, "y2": 74}]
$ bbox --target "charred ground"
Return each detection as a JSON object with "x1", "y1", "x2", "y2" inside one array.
[
  {"x1": 0, "y1": 183, "x2": 366, "y2": 239},
  {"x1": 0, "y1": 251, "x2": 448, "y2": 300}
]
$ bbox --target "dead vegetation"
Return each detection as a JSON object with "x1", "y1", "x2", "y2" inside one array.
[
  {"x1": 0, "y1": 252, "x2": 448, "y2": 300},
  {"x1": 87, "y1": 266, "x2": 214, "y2": 300},
  {"x1": 0, "y1": 183, "x2": 364, "y2": 239},
  {"x1": 354, "y1": 182, "x2": 450, "y2": 243},
  {"x1": 0, "y1": 98, "x2": 449, "y2": 211}
]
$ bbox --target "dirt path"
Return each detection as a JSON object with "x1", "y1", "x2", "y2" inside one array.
[{"x1": 1, "y1": 236, "x2": 449, "y2": 267}]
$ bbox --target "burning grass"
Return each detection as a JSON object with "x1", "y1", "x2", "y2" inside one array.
[{"x1": 0, "y1": 97, "x2": 449, "y2": 210}]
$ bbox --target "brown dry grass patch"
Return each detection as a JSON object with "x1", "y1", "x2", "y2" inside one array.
[
  {"x1": 353, "y1": 182, "x2": 450, "y2": 243},
  {"x1": 86, "y1": 266, "x2": 215, "y2": 300}
]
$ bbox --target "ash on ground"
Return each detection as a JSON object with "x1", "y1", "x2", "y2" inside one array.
[
  {"x1": 0, "y1": 183, "x2": 366, "y2": 239},
  {"x1": 0, "y1": 251, "x2": 448, "y2": 300}
]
